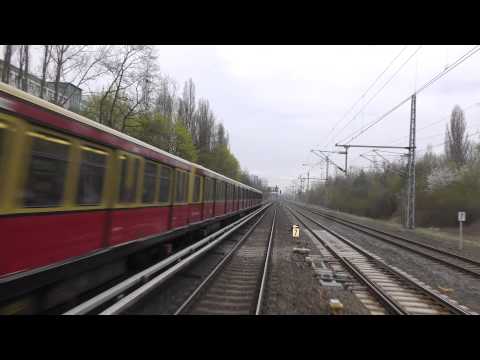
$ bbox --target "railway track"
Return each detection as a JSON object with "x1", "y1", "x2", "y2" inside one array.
[
  {"x1": 291, "y1": 202, "x2": 480, "y2": 278},
  {"x1": 175, "y1": 207, "x2": 276, "y2": 315},
  {"x1": 63, "y1": 203, "x2": 272, "y2": 315},
  {"x1": 285, "y1": 204, "x2": 475, "y2": 315}
]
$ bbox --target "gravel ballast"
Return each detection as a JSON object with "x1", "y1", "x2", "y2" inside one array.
[
  {"x1": 264, "y1": 204, "x2": 370, "y2": 315},
  {"x1": 292, "y1": 203, "x2": 480, "y2": 313},
  {"x1": 301, "y1": 202, "x2": 480, "y2": 262}
]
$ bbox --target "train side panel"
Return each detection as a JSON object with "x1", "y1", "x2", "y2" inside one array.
[
  {"x1": 108, "y1": 207, "x2": 170, "y2": 246},
  {"x1": 0, "y1": 211, "x2": 107, "y2": 277}
]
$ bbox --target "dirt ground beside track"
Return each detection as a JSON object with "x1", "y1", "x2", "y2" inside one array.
[{"x1": 263, "y1": 203, "x2": 370, "y2": 315}]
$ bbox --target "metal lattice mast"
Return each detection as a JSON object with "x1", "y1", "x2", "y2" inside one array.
[{"x1": 406, "y1": 94, "x2": 416, "y2": 229}]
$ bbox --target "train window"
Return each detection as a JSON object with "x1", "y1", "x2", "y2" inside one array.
[
  {"x1": 118, "y1": 157, "x2": 140, "y2": 204},
  {"x1": 24, "y1": 132, "x2": 70, "y2": 208},
  {"x1": 118, "y1": 155, "x2": 129, "y2": 203},
  {"x1": 142, "y1": 161, "x2": 157, "y2": 203},
  {"x1": 193, "y1": 175, "x2": 202, "y2": 203},
  {"x1": 0, "y1": 123, "x2": 5, "y2": 170},
  {"x1": 0, "y1": 122, "x2": 5, "y2": 159},
  {"x1": 158, "y1": 165, "x2": 172, "y2": 203},
  {"x1": 204, "y1": 178, "x2": 209, "y2": 201},
  {"x1": 0, "y1": 123, "x2": 6, "y2": 203},
  {"x1": 216, "y1": 181, "x2": 224, "y2": 201},
  {"x1": 175, "y1": 170, "x2": 188, "y2": 203},
  {"x1": 131, "y1": 158, "x2": 140, "y2": 201},
  {"x1": 76, "y1": 146, "x2": 107, "y2": 205},
  {"x1": 204, "y1": 177, "x2": 211, "y2": 201}
]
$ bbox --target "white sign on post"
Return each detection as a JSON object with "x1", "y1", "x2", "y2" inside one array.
[{"x1": 458, "y1": 211, "x2": 466, "y2": 222}]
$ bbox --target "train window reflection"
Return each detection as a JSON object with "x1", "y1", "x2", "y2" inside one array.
[
  {"x1": 24, "y1": 133, "x2": 70, "y2": 207},
  {"x1": 193, "y1": 175, "x2": 202, "y2": 203},
  {"x1": 77, "y1": 146, "x2": 107, "y2": 205},
  {"x1": 131, "y1": 158, "x2": 140, "y2": 202},
  {"x1": 0, "y1": 123, "x2": 5, "y2": 203},
  {"x1": 175, "y1": 170, "x2": 188, "y2": 203},
  {"x1": 142, "y1": 161, "x2": 157, "y2": 203},
  {"x1": 216, "y1": 181, "x2": 225, "y2": 201},
  {"x1": 204, "y1": 177, "x2": 214, "y2": 202},
  {"x1": 118, "y1": 156, "x2": 129, "y2": 203},
  {"x1": 158, "y1": 166, "x2": 171, "y2": 203}
]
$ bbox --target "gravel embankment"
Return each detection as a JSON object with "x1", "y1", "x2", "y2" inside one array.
[
  {"x1": 264, "y1": 204, "x2": 370, "y2": 315},
  {"x1": 296, "y1": 205, "x2": 480, "y2": 313}
]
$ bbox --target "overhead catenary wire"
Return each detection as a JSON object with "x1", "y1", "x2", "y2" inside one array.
[
  {"x1": 331, "y1": 46, "x2": 423, "y2": 146},
  {"x1": 387, "y1": 101, "x2": 480, "y2": 146},
  {"x1": 339, "y1": 45, "x2": 480, "y2": 146},
  {"x1": 321, "y1": 46, "x2": 409, "y2": 149},
  {"x1": 416, "y1": 129, "x2": 480, "y2": 155}
]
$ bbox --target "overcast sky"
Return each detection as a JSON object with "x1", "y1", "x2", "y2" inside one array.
[{"x1": 153, "y1": 45, "x2": 480, "y2": 191}]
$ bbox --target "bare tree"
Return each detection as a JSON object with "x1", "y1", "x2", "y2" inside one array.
[
  {"x1": 16, "y1": 45, "x2": 30, "y2": 91},
  {"x1": 40, "y1": 45, "x2": 52, "y2": 99},
  {"x1": 155, "y1": 76, "x2": 177, "y2": 121},
  {"x1": 195, "y1": 98, "x2": 215, "y2": 152},
  {"x1": 445, "y1": 105, "x2": 471, "y2": 167},
  {"x1": 49, "y1": 45, "x2": 109, "y2": 107},
  {"x1": 2, "y1": 45, "x2": 14, "y2": 83},
  {"x1": 178, "y1": 78, "x2": 196, "y2": 134},
  {"x1": 94, "y1": 45, "x2": 159, "y2": 131}
]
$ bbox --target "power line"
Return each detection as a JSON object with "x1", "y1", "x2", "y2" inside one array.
[
  {"x1": 387, "y1": 101, "x2": 480, "y2": 146},
  {"x1": 339, "y1": 45, "x2": 480, "y2": 146},
  {"x1": 416, "y1": 129, "x2": 480, "y2": 155},
  {"x1": 333, "y1": 46, "x2": 423, "y2": 145},
  {"x1": 322, "y1": 46, "x2": 409, "y2": 148}
]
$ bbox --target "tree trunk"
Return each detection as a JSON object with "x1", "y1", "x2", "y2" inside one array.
[
  {"x1": 53, "y1": 45, "x2": 66, "y2": 104},
  {"x1": 40, "y1": 46, "x2": 50, "y2": 99},
  {"x1": 2, "y1": 45, "x2": 13, "y2": 84},
  {"x1": 22, "y1": 45, "x2": 30, "y2": 91}
]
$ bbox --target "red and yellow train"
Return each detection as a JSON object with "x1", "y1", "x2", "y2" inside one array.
[{"x1": 0, "y1": 81, "x2": 262, "y2": 313}]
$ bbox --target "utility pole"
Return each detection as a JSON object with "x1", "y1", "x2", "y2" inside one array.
[
  {"x1": 325, "y1": 156, "x2": 329, "y2": 180},
  {"x1": 311, "y1": 149, "x2": 347, "y2": 177},
  {"x1": 406, "y1": 94, "x2": 416, "y2": 229}
]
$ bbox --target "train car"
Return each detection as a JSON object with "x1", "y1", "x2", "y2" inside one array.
[{"x1": 0, "y1": 81, "x2": 262, "y2": 313}]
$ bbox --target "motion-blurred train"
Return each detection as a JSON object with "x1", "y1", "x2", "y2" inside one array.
[{"x1": 0, "y1": 81, "x2": 263, "y2": 313}]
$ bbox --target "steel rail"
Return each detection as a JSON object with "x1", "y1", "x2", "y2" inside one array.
[
  {"x1": 285, "y1": 205, "x2": 406, "y2": 315},
  {"x1": 341, "y1": 257, "x2": 407, "y2": 315},
  {"x1": 174, "y1": 207, "x2": 271, "y2": 315},
  {"x1": 99, "y1": 204, "x2": 272, "y2": 315},
  {"x1": 255, "y1": 207, "x2": 277, "y2": 315},
  {"x1": 286, "y1": 205, "x2": 472, "y2": 315},
  {"x1": 294, "y1": 202, "x2": 480, "y2": 277},
  {"x1": 64, "y1": 203, "x2": 271, "y2": 315}
]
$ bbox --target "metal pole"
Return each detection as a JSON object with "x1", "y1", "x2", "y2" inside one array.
[
  {"x1": 307, "y1": 170, "x2": 310, "y2": 192},
  {"x1": 459, "y1": 221, "x2": 463, "y2": 251},
  {"x1": 344, "y1": 146, "x2": 349, "y2": 176},
  {"x1": 326, "y1": 156, "x2": 329, "y2": 181},
  {"x1": 406, "y1": 94, "x2": 416, "y2": 229}
]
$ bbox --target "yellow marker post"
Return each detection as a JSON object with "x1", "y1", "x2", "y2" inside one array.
[
  {"x1": 329, "y1": 299, "x2": 344, "y2": 315},
  {"x1": 292, "y1": 224, "x2": 300, "y2": 240}
]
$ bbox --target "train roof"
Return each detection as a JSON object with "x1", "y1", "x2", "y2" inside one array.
[{"x1": 0, "y1": 82, "x2": 262, "y2": 194}]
